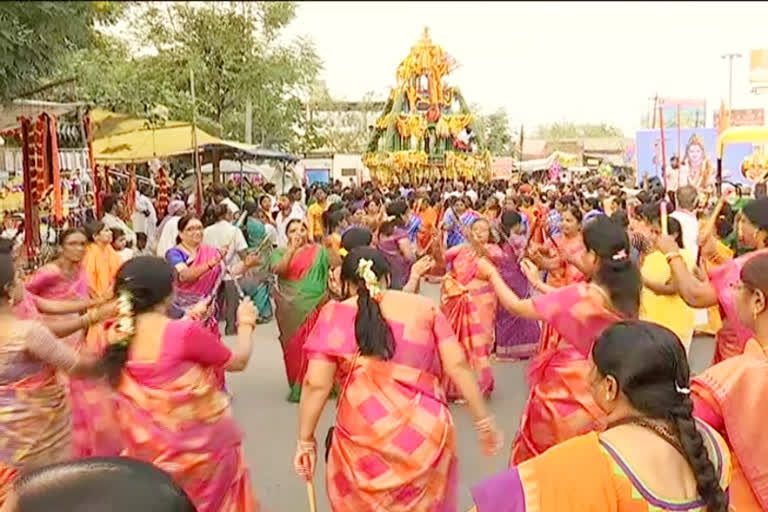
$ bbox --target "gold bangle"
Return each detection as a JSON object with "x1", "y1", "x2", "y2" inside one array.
[{"x1": 665, "y1": 252, "x2": 681, "y2": 263}]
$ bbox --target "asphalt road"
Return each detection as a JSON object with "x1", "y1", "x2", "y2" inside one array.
[{"x1": 224, "y1": 283, "x2": 715, "y2": 512}]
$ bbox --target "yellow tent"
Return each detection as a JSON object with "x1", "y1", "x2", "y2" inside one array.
[
  {"x1": 90, "y1": 108, "x2": 224, "y2": 163},
  {"x1": 717, "y1": 126, "x2": 768, "y2": 158}
]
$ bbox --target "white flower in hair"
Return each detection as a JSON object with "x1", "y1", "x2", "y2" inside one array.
[
  {"x1": 357, "y1": 258, "x2": 382, "y2": 300},
  {"x1": 114, "y1": 291, "x2": 135, "y2": 341}
]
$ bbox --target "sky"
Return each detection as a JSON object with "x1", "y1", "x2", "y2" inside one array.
[{"x1": 282, "y1": 1, "x2": 768, "y2": 136}]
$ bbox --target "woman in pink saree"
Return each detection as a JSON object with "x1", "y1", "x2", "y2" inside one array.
[
  {"x1": 293, "y1": 247, "x2": 503, "y2": 512},
  {"x1": 25, "y1": 228, "x2": 121, "y2": 458},
  {"x1": 108, "y1": 256, "x2": 260, "y2": 512},
  {"x1": 692, "y1": 252, "x2": 768, "y2": 511},
  {"x1": 480, "y1": 215, "x2": 642, "y2": 464},
  {"x1": 661, "y1": 198, "x2": 768, "y2": 363},
  {"x1": 440, "y1": 217, "x2": 502, "y2": 401},
  {"x1": 165, "y1": 214, "x2": 224, "y2": 332}
]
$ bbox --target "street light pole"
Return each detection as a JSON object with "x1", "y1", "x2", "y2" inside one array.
[{"x1": 721, "y1": 52, "x2": 742, "y2": 109}]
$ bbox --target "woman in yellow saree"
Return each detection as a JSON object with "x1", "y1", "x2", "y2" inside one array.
[
  {"x1": 108, "y1": 257, "x2": 260, "y2": 512},
  {"x1": 480, "y1": 215, "x2": 642, "y2": 464},
  {"x1": 692, "y1": 252, "x2": 768, "y2": 511},
  {"x1": 294, "y1": 247, "x2": 502, "y2": 512},
  {"x1": 470, "y1": 322, "x2": 730, "y2": 512}
]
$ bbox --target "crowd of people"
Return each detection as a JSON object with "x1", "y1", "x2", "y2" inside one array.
[{"x1": 0, "y1": 168, "x2": 766, "y2": 512}]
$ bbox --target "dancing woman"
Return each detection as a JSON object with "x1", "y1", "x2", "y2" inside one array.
[
  {"x1": 0, "y1": 252, "x2": 109, "y2": 505},
  {"x1": 493, "y1": 211, "x2": 540, "y2": 361},
  {"x1": 270, "y1": 219, "x2": 331, "y2": 402},
  {"x1": 692, "y1": 252, "x2": 768, "y2": 510},
  {"x1": 25, "y1": 229, "x2": 121, "y2": 458},
  {"x1": 479, "y1": 215, "x2": 642, "y2": 464},
  {"x1": 107, "y1": 257, "x2": 259, "y2": 512},
  {"x1": 165, "y1": 214, "x2": 224, "y2": 330},
  {"x1": 527, "y1": 203, "x2": 587, "y2": 354},
  {"x1": 659, "y1": 198, "x2": 768, "y2": 362},
  {"x1": 241, "y1": 202, "x2": 274, "y2": 324},
  {"x1": 470, "y1": 322, "x2": 730, "y2": 512},
  {"x1": 377, "y1": 200, "x2": 416, "y2": 290},
  {"x1": 83, "y1": 221, "x2": 122, "y2": 301},
  {"x1": 294, "y1": 247, "x2": 502, "y2": 512},
  {"x1": 441, "y1": 217, "x2": 502, "y2": 400}
]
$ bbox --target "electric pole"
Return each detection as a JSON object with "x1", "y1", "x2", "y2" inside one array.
[{"x1": 721, "y1": 52, "x2": 742, "y2": 109}]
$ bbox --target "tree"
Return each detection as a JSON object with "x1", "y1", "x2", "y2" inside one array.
[
  {"x1": 474, "y1": 108, "x2": 516, "y2": 156},
  {"x1": 0, "y1": 1, "x2": 125, "y2": 101},
  {"x1": 42, "y1": 2, "x2": 321, "y2": 151},
  {"x1": 535, "y1": 122, "x2": 623, "y2": 140}
]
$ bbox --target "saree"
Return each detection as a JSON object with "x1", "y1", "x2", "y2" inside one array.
[
  {"x1": 696, "y1": 239, "x2": 733, "y2": 336},
  {"x1": 25, "y1": 264, "x2": 121, "y2": 458},
  {"x1": 377, "y1": 227, "x2": 413, "y2": 290},
  {"x1": 83, "y1": 242, "x2": 122, "y2": 300},
  {"x1": 708, "y1": 249, "x2": 768, "y2": 363},
  {"x1": 241, "y1": 218, "x2": 273, "y2": 319},
  {"x1": 512, "y1": 283, "x2": 619, "y2": 465},
  {"x1": 537, "y1": 234, "x2": 586, "y2": 354},
  {"x1": 115, "y1": 320, "x2": 258, "y2": 512},
  {"x1": 473, "y1": 423, "x2": 731, "y2": 512},
  {"x1": 417, "y1": 206, "x2": 446, "y2": 279},
  {"x1": 494, "y1": 236, "x2": 540, "y2": 361},
  {"x1": 270, "y1": 244, "x2": 329, "y2": 402},
  {"x1": 304, "y1": 292, "x2": 460, "y2": 512},
  {"x1": 0, "y1": 322, "x2": 75, "y2": 505},
  {"x1": 443, "y1": 209, "x2": 479, "y2": 249},
  {"x1": 167, "y1": 244, "x2": 224, "y2": 331},
  {"x1": 440, "y1": 243, "x2": 502, "y2": 400},
  {"x1": 692, "y1": 338, "x2": 768, "y2": 511}
]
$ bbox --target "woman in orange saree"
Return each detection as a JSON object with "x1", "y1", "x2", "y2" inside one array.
[
  {"x1": 417, "y1": 194, "x2": 446, "y2": 281},
  {"x1": 692, "y1": 252, "x2": 768, "y2": 511},
  {"x1": 528, "y1": 205, "x2": 587, "y2": 353},
  {"x1": 294, "y1": 247, "x2": 502, "y2": 512},
  {"x1": 25, "y1": 228, "x2": 121, "y2": 458},
  {"x1": 471, "y1": 321, "x2": 731, "y2": 512},
  {"x1": 440, "y1": 217, "x2": 502, "y2": 401},
  {"x1": 109, "y1": 257, "x2": 260, "y2": 512},
  {"x1": 480, "y1": 215, "x2": 641, "y2": 465},
  {"x1": 662, "y1": 198, "x2": 768, "y2": 363}
]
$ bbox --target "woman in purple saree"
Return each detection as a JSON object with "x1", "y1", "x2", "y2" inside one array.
[{"x1": 494, "y1": 211, "x2": 540, "y2": 361}]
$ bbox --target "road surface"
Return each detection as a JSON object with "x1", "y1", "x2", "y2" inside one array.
[{"x1": 225, "y1": 283, "x2": 715, "y2": 512}]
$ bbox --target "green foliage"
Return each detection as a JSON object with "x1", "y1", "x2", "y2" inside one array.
[
  {"x1": 535, "y1": 122, "x2": 623, "y2": 140},
  {"x1": 0, "y1": 1, "x2": 126, "y2": 101},
  {"x1": 474, "y1": 108, "x2": 515, "y2": 157},
  {"x1": 39, "y1": 2, "x2": 320, "y2": 151}
]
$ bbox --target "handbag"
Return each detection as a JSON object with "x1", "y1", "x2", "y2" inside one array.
[{"x1": 325, "y1": 350, "x2": 360, "y2": 462}]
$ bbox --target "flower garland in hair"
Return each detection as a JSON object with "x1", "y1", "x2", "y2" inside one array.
[
  {"x1": 112, "y1": 290, "x2": 135, "y2": 347},
  {"x1": 357, "y1": 258, "x2": 382, "y2": 302}
]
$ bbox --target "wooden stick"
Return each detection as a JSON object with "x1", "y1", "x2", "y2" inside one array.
[
  {"x1": 306, "y1": 480, "x2": 318, "y2": 512},
  {"x1": 660, "y1": 200, "x2": 668, "y2": 235}
]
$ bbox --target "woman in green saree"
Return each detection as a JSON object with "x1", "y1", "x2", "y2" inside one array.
[
  {"x1": 241, "y1": 202, "x2": 274, "y2": 323},
  {"x1": 270, "y1": 219, "x2": 334, "y2": 402}
]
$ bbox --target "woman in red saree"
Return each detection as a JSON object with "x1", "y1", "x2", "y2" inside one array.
[
  {"x1": 471, "y1": 322, "x2": 730, "y2": 512},
  {"x1": 528, "y1": 204, "x2": 587, "y2": 353},
  {"x1": 417, "y1": 194, "x2": 446, "y2": 282},
  {"x1": 293, "y1": 247, "x2": 502, "y2": 512},
  {"x1": 692, "y1": 252, "x2": 768, "y2": 511},
  {"x1": 480, "y1": 215, "x2": 642, "y2": 464},
  {"x1": 661, "y1": 198, "x2": 768, "y2": 363},
  {"x1": 25, "y1": 228, "x2": 121, "y2": 458},
  {"x1": 108, "y1": 256, "x2": 260, "y2": 512},
  {"x1": 440, "y1": 217, "x2": 502, "y2": 401},
  {"x1": 270, "y1": 219, "x2": 332, "y2": 402}
]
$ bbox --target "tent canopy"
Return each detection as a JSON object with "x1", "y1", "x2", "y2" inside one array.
[
  {"x1": 0, "y1": 99, "x2": 84, "y2": 131},
  {"x1": 89, "y1": 108, "x2": 299, "y2": 163},
  {"x1": 717, "y1": 126, "x2": 768, "y2": 157}
]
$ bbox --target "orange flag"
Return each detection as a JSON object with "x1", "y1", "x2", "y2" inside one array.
[{"x1": 717, "y1": 99, "x2": 731, "y2": 135}]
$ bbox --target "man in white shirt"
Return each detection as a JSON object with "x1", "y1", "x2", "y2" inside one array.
[
  {"x1": 289, "y1": 186, "x2": 306, "y2": 218},
  {"x1": 465, "y1": 183, "x2": 478, "y2": 205},
  {"x1": 101, "y1": 195, "x2": 136, "y2": 247},
  {"x1": 669, "y1": 185, "x2": 700, "y2": 261},
  {"x1": 275, "y1": 194, "x2": 303, "y2": 248},
  {"x1": 212, "y1": 185, "x2": 240, "y2": 217},
  {"x1": 203, "y1": 203, "x2": 248, "y2": 336},
  {"x1": 132, "y1": 185, "x2": 158, "y2": 253}
]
